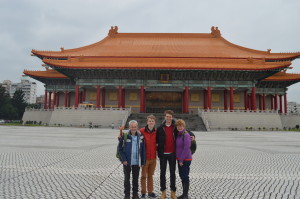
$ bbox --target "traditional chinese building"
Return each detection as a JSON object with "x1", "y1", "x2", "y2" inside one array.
[{"x1": 24, "y1": 26, "x2": 300, "y2": 114}]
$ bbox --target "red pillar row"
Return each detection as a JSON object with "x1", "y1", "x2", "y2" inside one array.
[{"x1": 183, "y1": 86, "x2": 189, "y2": 113}]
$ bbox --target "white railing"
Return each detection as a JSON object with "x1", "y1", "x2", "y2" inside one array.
[
  {"x1": 26, "y1": 106, "x2": 132, "y2": 112},
  {"x1": 197, "y1": 108, "x2": 282, "y2": 115}
]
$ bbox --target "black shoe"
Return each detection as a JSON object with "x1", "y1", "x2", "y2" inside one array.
[
  {"x1": 132, "y1": 194, "x2": 140, "y2": 199},
  {"x1": 148, "y1": 192, "x2": 157, "y2": 198},
  {"x1": 141, "y1": 194, "x2": 146, "y2": 198},
  {"x1": 124, "y1": 197, "x2": 130, "y2": 199}
]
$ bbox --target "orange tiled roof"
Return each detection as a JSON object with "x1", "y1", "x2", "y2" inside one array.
[
  {"x1": 264, "y1": 72, "x2": 300, "y2": 81},
  {"x1": 42, "y1": 57, "x2": 291, "y2": 71},
  {"x1": 31, "y1": 27, "x2": 300, "y2": 60},
  {"x1": 23, "y1": 69, "x2": 68, "y2": 79}
]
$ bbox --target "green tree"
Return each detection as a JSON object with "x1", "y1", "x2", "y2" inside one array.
[
  {"x1": 11, "y1": 89, "x2": 27, "y2": 119},
  {"x1": 0, "y1": 86, "x2": 13, "y2": 119}
]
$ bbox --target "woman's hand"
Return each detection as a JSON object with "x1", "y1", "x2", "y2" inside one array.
[{"x1": 123, "y1": 161, "x2": 128, "y2": 166}]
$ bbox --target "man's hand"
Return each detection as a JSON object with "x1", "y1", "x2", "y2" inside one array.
[
  {"x1": 179, "y1": 162, "x2": 183, "y2": 167},
  {"x1": 190, "y1": 136, "x2": 195, "y2": 141},
  {"x1": 122, "y1": 161, "x2": 128, "y2": 166}
]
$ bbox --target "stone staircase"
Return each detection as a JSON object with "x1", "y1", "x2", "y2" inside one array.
[{"x1": 125, "y1": 113, "x2": 207, "y2": 131}]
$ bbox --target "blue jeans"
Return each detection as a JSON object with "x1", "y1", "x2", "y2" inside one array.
[{"x1": 178, "y1": 161, "x2": 191, "y2": 184}]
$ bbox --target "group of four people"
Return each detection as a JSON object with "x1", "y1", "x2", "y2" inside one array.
[{"x1": 117, "y1": 110, "x2": 194, "y2": 199}]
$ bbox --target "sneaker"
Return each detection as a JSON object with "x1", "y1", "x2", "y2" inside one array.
[
  {"x1": 148, "y1": 193, "x2": 157, "y2": 198},
  {"x1": 141, "y1": 194, "x2": 146, "y2": 198}
]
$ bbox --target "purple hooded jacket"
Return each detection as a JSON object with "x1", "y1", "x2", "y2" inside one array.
[{"x1": 176, "y1": 130, "x2": 192, "y2": 162}]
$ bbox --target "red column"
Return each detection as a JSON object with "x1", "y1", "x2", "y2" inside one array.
[
  {"x1": 48, "y1": 92, "x2": 52, "y2": 109},
  {"x1": 263, "y1": 94, "x2": 266, "y2": 111},
  {"x1": 230, "y1": 87, "x2": 234, "y2": 111},
  {"x1": 55, "y1": 91, "x2": 59, "y2": 107},
  {"x1": 279, "y1": 95, "x2": 283, "y2": 113},
  {"x1": 44, "y1": 90, "x2": 48, "y2": 109},
  {"x1": 75, "y1": 85, "x2": 79, "y2": 108},
  {"x1": 203, "y1": 90, "x2": 207, "y2": 110},
  {"x1": 140, "y1": 86, "x2": 145, "y2": 113},
  {"x1": 118, "y1": 86, "x2": 123, "y2": 108},
  {"x1": 183, "y1": 87, "x2": 189, "y2": 113},
  {"x1": 122, "y1": 88, "x2": 126, "y2": 108},
  {"x1": 284, "y1": 93, "x2": 287, "y2": 114},
  {"x1": 251, "y1": 87, "x2": 256, "y2": 111},
  {"x1": 64, "y1": 91, "x2": 68, "y2": 107},
  {"x1": 101, "y1": 87, "x2": 106, "y2": 108},
  {"x1": 207, "y1": 87, "x2": 212, "y2": 110},
  {"x1": 224, "y1": 89, "x2": 228, "y2": 111},
  {"x1": 274, "y1": 94, "x2": 278, "y2": 111},
  {"x1": 96, "y1": 86, "x2": 101, "y2": 108},
  {"x1": 244, "y1": 90, "x2": 248, "y2": 110}
]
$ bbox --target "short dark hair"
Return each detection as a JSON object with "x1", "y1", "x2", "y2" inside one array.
[{"x1": 164, "y1": 110, "x2": 174, "y2": 117}]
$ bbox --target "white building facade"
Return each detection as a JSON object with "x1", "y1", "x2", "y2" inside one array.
[{"x1": 2, "y1": 78, "x2": 37, "y2": 104}]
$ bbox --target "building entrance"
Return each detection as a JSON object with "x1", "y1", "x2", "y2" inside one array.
[{"x1": 145, "y1": 92, "x2": 182, "y2": 113}]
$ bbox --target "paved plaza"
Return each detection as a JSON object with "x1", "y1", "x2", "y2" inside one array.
[{"x1": 0, "y1": 126, "x2": 299, "y2": 199}]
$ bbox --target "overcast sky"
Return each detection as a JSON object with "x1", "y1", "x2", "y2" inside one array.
[{"x1": 1, "y1": 0, "x2": 300, "y2": 102}]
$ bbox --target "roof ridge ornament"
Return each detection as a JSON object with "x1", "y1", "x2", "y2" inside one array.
[
  {"x1": 211, "y1": 26, "x2": 221, "y2": 37},
  {"x1": 108, "y1": 26, "x2": 118, "y2": 37},
  {"x1": 267, "y1": 49, "x2": 271, "y2": 54}
]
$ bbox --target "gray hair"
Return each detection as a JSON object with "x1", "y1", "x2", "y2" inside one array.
[{"x1": 129, "y1": 120, "x2": 138, "y2": 126}]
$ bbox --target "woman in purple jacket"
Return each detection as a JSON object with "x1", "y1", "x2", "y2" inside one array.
[{"x1": 175, "y1": 119, "x2": 192, "y2": 199}]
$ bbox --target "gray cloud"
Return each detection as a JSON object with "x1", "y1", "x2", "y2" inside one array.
[{"x1": 1, "y1": 0, "x2": 300, "y2": 102}]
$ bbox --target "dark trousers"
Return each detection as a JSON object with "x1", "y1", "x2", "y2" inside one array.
[
  {"x1": 159, "y1": 153, "x2": 176, "y2": 191},
  {"x1": 123, "y1": 165, "x2": 140, "y2": 197},
  {"x1": 178, "y1": 161, "x2": 191, "y2": 184}
]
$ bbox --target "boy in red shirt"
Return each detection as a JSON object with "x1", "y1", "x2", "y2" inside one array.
[{"x1": 139, "y1": 115, "x2": 157, "y2": 198}]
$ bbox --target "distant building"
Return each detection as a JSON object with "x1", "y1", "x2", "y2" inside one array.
[
  {"x1": 288, "y1": 102, "x2": 300, "y2": 114},
  {"x1": 1, "y1": 77, "x2": 37, "y2": 104},
  {"x1": 36, "y1": 95, "x2": 45, "y2": 104}
]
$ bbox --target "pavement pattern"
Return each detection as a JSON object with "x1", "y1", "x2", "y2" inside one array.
[{"x1": 0, "y1": 126, "x2": 299, "y2": 199}]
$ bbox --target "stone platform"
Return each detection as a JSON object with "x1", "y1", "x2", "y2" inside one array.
[{"x1": 0, "y1": 126, "x2": 299, "y2": 199}]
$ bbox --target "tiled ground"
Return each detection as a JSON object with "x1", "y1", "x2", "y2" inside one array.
[{"x1": 0, "y1": 126, "x2": 299, "y2": 199}]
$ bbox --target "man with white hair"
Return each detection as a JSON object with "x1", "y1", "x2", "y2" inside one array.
[{"x1": 118, "y1": 120, "x2": 146, "y2": 199}]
